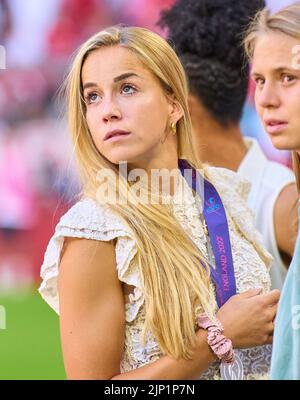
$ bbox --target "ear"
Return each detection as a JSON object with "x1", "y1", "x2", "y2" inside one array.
[{"x1": 167, "y1": 94, "x2": 184, "y2": 124}]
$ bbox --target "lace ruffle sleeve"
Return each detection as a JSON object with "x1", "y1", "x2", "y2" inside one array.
[{"x1": 38, "y1": 198, "x2": 144, "y2": 321}]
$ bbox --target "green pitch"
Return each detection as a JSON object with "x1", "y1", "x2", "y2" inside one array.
[{"x1": 0, "y1": 288, "x2": 66, "y2": 380}]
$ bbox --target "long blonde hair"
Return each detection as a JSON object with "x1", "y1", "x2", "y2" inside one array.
[
  {"x1": 63, "y1": 25, "x2": 215, "y2": 360},
  {"x1": 244, "y1": 2, "x2": 300, "y2": 192}
]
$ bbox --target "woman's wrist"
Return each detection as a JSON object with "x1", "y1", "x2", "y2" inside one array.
[
  {"x1": 195, "y1": 328, "x2": 219, "y2": 363},
  {"x1": 197, "y1": 313, "x2": 235, "y2": 364}
]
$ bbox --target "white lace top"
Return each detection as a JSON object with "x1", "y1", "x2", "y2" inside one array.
[{"x1": 38, "y1": 166, "x2": 273, "y2": 380}]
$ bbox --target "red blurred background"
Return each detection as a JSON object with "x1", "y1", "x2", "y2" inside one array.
[{"x1": 0, "y1": 0, "x2": 294, "y2": 293}]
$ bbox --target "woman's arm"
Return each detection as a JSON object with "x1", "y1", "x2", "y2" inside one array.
[
  {"x1": 112, "y1": 329, "x2": 216, "y2": 380},
  {"x1": 58, "y1": 237, "x2": 125, "y2": 380},
  {"x1": 58, "y1": 237, "x2": 279, "y2": 380},
  {"x1": 58, "y1": 237, "x2": 216, "y2": 380}
]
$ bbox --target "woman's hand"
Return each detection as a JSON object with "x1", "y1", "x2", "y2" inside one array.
[{"x1": 216, "y1": 288, "x2": 280, "y2": 348}]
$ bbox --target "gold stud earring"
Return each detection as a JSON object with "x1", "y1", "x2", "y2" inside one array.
[{"x1": 171, "y1": 122, "x2": 177, "y2": 135}]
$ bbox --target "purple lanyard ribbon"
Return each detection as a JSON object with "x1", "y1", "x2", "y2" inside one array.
[{"x1": 178, "y1": 159, "x2": 237, "y2": 307}]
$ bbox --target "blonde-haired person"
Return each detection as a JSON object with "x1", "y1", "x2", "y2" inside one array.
[
  {"x1": 39, "y1": 25, "x2": 279, "y2": 380},
  {"x1": 244, "y1": 2, "x2": 300, "y2": 379}
]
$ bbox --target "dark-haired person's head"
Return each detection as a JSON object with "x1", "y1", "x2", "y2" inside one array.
[{"x1": 159, "y1": 0, "x2": 265, "y2": 127}]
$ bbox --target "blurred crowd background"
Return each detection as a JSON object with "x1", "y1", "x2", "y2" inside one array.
[{"x1": 0, "y1": 0, "x2": 296, "y2": 379}]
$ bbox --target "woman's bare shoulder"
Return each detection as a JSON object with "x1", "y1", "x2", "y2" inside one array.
[{"x1": 59, "y1": 237, "x2": 120, "y2": 300}]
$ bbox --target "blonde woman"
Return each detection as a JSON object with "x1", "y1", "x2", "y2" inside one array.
[
  {"x1": 244, "y1": 2, "x2": 300, "y2": 380},
  {"x1": 39, "y1": 25, "x2": 279, "y2": 380}
]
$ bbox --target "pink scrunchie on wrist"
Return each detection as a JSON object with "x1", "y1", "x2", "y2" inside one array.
[{"x1": 197, "y1": 313, "x2": 235, "y2": 364}]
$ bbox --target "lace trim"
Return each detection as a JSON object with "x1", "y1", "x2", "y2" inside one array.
[
  {"x1": 39, "y1": 168, "x2": 273, "y2": 379},
  {"x1": 119, "y1": 169, "x2": 272, "y2": 378},
  {"x1": 38, "y1": 198, "x2": 143, "y2": 322}
]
